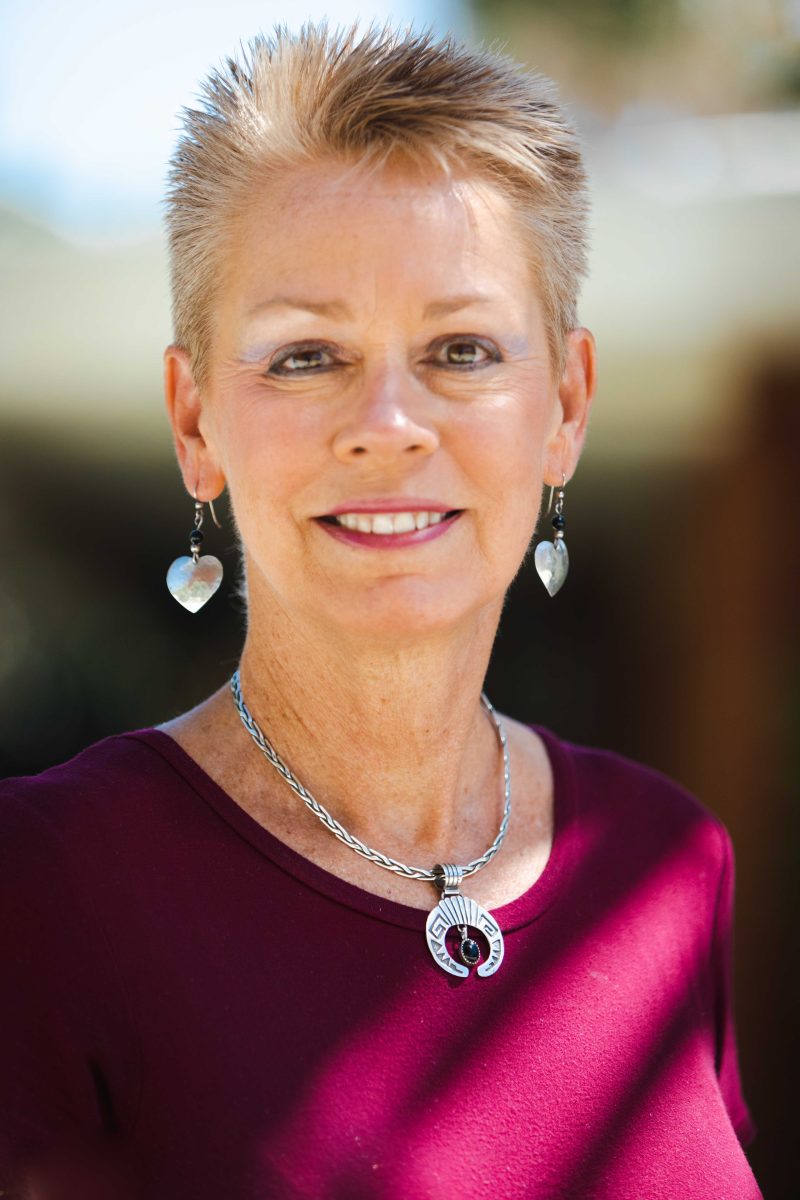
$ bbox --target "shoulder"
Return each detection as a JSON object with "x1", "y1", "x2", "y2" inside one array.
[
  {"x1": 0, "y1": 730, "x2": 178, "y2": 858},
  {"x1": 552, "y1": 724, "x2": 723, "y2": 825},
  {"x1": 527, "y1": 721, "x2": 731, "y2": 886}
]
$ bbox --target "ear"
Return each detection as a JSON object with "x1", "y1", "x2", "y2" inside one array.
[
  {"x1": 542, "y1": 327, "x2": 597, "y2": 486},
  {"x1": 163, "y1": 345, "x2": 226, "y2": 500}
]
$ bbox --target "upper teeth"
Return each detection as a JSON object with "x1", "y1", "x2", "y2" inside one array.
[{"x1": 333, "y1": 511, "x2": 449, "y2": 534}]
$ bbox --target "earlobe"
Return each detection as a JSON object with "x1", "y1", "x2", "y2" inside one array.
[{"x1": 163, "y1": 344, "x2": 226, "y2": 500}]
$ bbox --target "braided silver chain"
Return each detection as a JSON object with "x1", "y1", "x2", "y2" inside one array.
[{"x1": 229, "y1": 669, "x2": 511, "y2": 884}]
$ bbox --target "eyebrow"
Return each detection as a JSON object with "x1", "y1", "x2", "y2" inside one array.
[
  {"x1": 422, "y1": 293, "x2": 494, "y2": 318},
  {"x1": 245, "y1": 293, "x2": 495, "y2": 320},
  {"x1": 246, "y1": 297, "x2": 351, "y2": 319}
]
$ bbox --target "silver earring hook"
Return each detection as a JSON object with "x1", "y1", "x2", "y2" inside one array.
[
  {"x1": 547, "y1": 471, "x2": 567, "y2": 514},
  {"x1": 192, "y1": 484, "x2": 222, "y2": 529}
]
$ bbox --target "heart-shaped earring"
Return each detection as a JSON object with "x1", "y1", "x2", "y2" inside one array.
[
  {"x1": 166, "y1": 493, "x2": 224, "y2": 612},
  {"x1": 534, "y1": 473, "x2": 569, "y2": 597}
]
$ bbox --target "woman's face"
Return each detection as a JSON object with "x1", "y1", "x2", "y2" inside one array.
[{"x1": 167, "y1": 159, "x2": 594, "y2": 643}]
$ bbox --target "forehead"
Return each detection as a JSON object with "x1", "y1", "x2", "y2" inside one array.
[
  {"x1": 278, "y1": 157, "x2": 499, "y2": 216},
  {"x1": 250, "y1": 156, "x2": 511, "y2": 231},
  {"x1": 224, "y1": 158, "x2": 534, "y2": 307}
]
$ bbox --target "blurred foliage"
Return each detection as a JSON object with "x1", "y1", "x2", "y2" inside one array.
[
  {"x1": 467, "y1": 0, "x2": 800, "y2": 113},
  {"x1": 774, "y1": 45, "x2": 800, "y2": 99},
  {"x1": 471, "y1": 0, "x2": 680, "y2": 45}
]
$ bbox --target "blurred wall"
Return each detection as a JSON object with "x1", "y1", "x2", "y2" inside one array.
[{"x1": 1, "y1": 2, "x2": 798, "y2": 1194}]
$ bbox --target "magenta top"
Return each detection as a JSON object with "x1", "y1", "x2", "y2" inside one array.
[{"x1": 0, "y1": 724, "x2": 760, "y2": 1199}]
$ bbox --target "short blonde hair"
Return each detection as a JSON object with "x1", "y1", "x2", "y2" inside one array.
[{"x1": 165, "y1": 21, "x2": 590, "y2": 388}]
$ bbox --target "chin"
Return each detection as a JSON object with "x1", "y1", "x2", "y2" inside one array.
[
  {"x1": 315, "y1": 577, "x2": 500, "y2": 643},
  {"x1": 245, "y1": 559, "x2": 506, "y2": 643}
]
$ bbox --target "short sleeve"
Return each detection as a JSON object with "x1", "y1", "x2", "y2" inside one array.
[{"x1": 711, "y1": 822, "x2": 757, "y2": 1147}]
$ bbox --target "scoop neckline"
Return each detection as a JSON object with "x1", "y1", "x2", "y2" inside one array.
[{"x1": 123, "y1": 721, "x2": 578, "y2": 934}]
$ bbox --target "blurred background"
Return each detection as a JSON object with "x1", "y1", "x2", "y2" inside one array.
[{"x1": 1, "y1": 0, "x2": 797, "y2": 1192}]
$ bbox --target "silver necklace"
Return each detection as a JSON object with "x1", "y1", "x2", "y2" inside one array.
[{"x1": 230, "y1": 669, "x2": 510, "y2": 977}]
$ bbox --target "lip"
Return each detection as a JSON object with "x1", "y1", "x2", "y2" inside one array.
[
  {"x1": 315, "y1": 509, "x2": 463, "y2": 549},
  {"x1": 323, "y1": 498, "x2": 456, "y2": 516}
]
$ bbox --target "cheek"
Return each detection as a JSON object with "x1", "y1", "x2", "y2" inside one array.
[
  {"x1": 469, "y1": 403, "x2": 549, "y2": 572},
  {"x1": 216, "y1": 389, "x2": 328, "y2": 519},
  {"x1": 454, "y1": 393, "x2": 547, "y2": 507}
]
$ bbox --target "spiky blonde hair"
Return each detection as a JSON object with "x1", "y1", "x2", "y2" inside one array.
[{"x1": 165, "y1": 21, "x2": 589, "y2": 388}]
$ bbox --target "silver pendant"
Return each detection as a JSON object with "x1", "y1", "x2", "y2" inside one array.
[{"x1": 426, "y1": 863, "x2": 504, "y2": 977}]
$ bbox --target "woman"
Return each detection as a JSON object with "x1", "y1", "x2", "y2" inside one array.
[{"x1": 0, "y1": 22, "x2": 760, "y2": 1200}]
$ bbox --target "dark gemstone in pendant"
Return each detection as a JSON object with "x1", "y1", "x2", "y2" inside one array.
[
  {"x1": 459, "y1": 937, "x2": 481, "y2": 967},
  {"x1": 551, "y1": 514, "x2": 566, "y2": 530}
]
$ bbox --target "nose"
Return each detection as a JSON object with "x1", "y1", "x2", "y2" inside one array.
[{"x1": 331, "y1": 363, "x2": 439, "y2": 465}]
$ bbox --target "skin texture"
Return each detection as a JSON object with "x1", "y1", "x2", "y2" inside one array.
[{"x1": 160, "y1": 158, "x2": 596, "y2": 911}]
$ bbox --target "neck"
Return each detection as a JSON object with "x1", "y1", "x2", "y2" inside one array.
[{"x1": 235, "y1": 597, "x2": 506, "y2": 864}]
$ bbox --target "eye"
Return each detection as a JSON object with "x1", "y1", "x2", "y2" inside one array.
[
  {"x1": 267, "y1": 343, "x2": 338, "y2": 376},
  {"x1": 432, "y1": 337, "x2": 501, "y2": 369}
]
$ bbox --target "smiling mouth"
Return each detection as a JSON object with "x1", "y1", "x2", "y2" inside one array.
[{"x1": 317, "y1": 510, "x2": 463, "y2": 535}]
